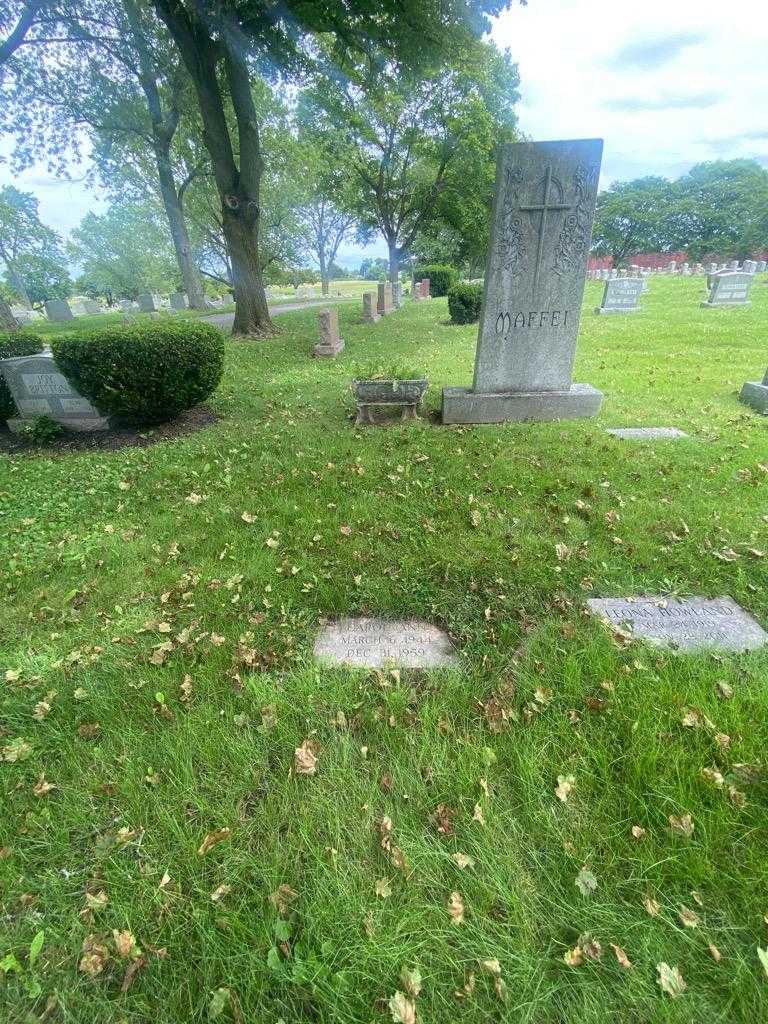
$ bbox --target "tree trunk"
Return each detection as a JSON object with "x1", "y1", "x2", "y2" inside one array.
[
  {"x1": 156, "y1": 151, "x2": 206, "y2": 309},
  {"x1": 321, "y1": 277, "x2": 329, "y2": 296},
  {"x1": 388, "y1": 240, "x2": 399, "y2": 285},
  {"x1": 223, "y1": 205, "x2": 271, "y2": 335},
  {"x1": 0, "y1": 296, "x2": 20, "y2": 330},
  {"x1": 6, "y1": 266, "x2": 31, "y2": 307}
]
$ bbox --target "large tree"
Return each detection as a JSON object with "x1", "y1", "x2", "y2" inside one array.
[
  {"x1": 149, "y1": 0, "x2": 514, "y2": 334},
  {"x1": 0, "y1": 185, "x2": 70, "y2": 306},
  {"x1": 3, "y1": 0, "x2": 208, "y2": 308},
  {"x1": 592, "y1": 177, "x2": 677, "y2": 265},
  {"x1": 299, "y1": 39, "x2": 519, "y2": 283}
]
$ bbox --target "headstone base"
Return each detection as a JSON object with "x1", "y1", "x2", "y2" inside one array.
[
  {"x1": 312, "y1": 340, "x2": 344, "y2": 359},
  {"x1": 8, "y1": 415, "x2": 109, "y2": 433},
  {"x1": 441, "y1": 383, "x2": 603, "y2": 424},
  {"x1": 739, "y1": 381, "x2": 768, "y2": 413},
  {"x1": 700, "y1": 300, "x2": 751, "y2": 308}
]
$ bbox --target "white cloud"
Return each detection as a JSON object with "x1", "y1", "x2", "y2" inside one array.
[{"x1": 491, "y1": 0, "x2": 768, "y2": 184}]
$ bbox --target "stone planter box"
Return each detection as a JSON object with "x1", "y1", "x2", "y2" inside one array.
[{"x1": 351, "y1": 378, "x2": 428, "y2": 425}]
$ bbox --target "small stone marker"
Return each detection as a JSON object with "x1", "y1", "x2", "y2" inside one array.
[
  {"x1": 587, "y1": 596, "x2": 768, "y2": 652},
  {"x1": 607, "y1": 427, "x2": 688, "y2": 440},
  {"x1": 420, "y1": 278, "x2": 431, "y2": 299},
  {"x1": 596, "y1": 277, "x2": 643, "y2": 314},
  {"x1": 44, "y1": 299, "x2": 74, "y2": 321},
  {"x1": 701, "y1": 272, "x2": 752, "y2": 307},
  {"x1": 377, "y1": 281, "x2": 393, "y2": 315},
  {"x1": 137, "y1": 293, "x2": 158, "y2": 312},
  {"x1": 739, "y1": 367, "x2": 768, "y2": 414},
  {"x1": 443, "y1": 137, "x2": 604, "y2": 424},
  {"x1": 362, "y1": 292, "x2": 380, "y2": 323},
  {"x1": 82, "y1": 299, "x2": 102, "y2": 315},
  {"x1": 393, "y1": 282, "x2": 403, "y2": 309},
  {"x1": 314, "y1": 617, "x2": 457, "y2": 668},
  {"x1": 313, "y1": 307, "x2": 344, "y2": 358},
  {"x1": 169, "y1": 292, "x2": 188, "y2": 310},
  {"x1": 0, "y1": 352, "x2": 108, "y2": 432}
]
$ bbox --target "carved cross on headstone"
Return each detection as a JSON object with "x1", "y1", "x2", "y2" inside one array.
[{"x1": 519, "y1": 165, "x2": 573, "y2": 291}]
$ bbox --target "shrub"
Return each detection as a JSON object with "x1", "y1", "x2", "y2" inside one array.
[
  {"x1": 51, "y1": 320, "x2": 225, "y2": 425},
  {"x1": 412, "y1": 264, "x2": 457, "y2": 297},
  {"x1": 22, "y1": 414, "x2": 64, "y2": 444},
  {"x1": 0, "y1": 331, "x2": 45, "y2": 421},
  {"x1": 448, "y1": 282, "x2": 484, "y2": 324}
]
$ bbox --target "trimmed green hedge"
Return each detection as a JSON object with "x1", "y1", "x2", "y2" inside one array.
[
  {"x1": 51, "y1": 320, "x2": 225, "y2": 425},
  {"x1": 448, "y1": 282, "x2": 483, "y2": 324},
  {"x1": 412, "y1": 264, "x2": 457, "y2": 297},
  {"x1": 0, "y1": 331, "x2": 45, "y2": 420}
]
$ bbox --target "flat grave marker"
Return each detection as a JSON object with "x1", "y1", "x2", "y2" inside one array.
[
  {"x1": 739, "y1": 367, "x2": 768, "y2": 414},
  {"x1": 44, "y1": 299, "x2": 74, "y2": 322},
  {"x1": 314, "y1": 617, "x2": 457, "y2": 668},
  {"x1": 587, "y1": 596, "x2": 768, "y2": 652},
  {"x1": 702, "y1": 272, "x2": 752, "y2": 308},
  {"x1": 607, "y1": 427, "x2": 689, "y2": 440}
]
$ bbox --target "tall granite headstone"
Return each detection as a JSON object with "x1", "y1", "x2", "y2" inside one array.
[
  {"x1": 443, "y1": 138, "x2": 604, "y2": 423},
  {"x1": 0, "y1": 352, "x2": 108, "y2": 432},
  {"x1": 377, "y1": 281, "x2": 393, "y2": 315},
  {"x1": 362, "y1": 292, "x2": 380, "y2": 323},
  {"x1": 169, "y1": 292, "x2": 188, "y2": 310},
  {"x1": 44, "y1": 299, "x2": 74, "y2": 322},
  {"x1": 596, "y1": 277, "x2": 643, "y2": 314},
  {"x1": 701, "y1": 272, "x2": 752, "y2": 308}
]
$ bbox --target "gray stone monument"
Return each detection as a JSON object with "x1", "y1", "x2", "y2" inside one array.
[
  {"x1": 377, "y1": 281, "x2": 393, "y2": 316},
  {"x1": 443, "y1": 138, "x2": 604, "y2": 424},
  {"x1": 82, "y1": 299, "x2": 102, "y2": 315},
  {"x1": 137, "y1": 293, "x2": 158, "y2": 312},
  {"x1": 169, "y1": 292, "x2": 188, "y2": 310},
  {"x1": 701, "y1": 271, "x2": 752, "y2": 308},
  {"x1": 44, "y1": 299, "x2": 74, "y2": 322},
  {"x1": 596, "y1": 277, "x2": 643, "y2": 314},
  {"x1": 587, "y1": 596, "x2": 768, "y2": 652},
  {"x1": 314, "y1": 617, "x2": 457, "y2": 668},
  {"x1": 739, "y1": 367, "x2": 768, "y2": 414},
  {"x1": 393, "y1": 282, "x2": 403, "y2": 309},
  {"x1": 0, "y1": 352, "x2": 108, "y2": 432},
  {"x1": 362, "y1": 292, "x2": 380, "y2": 324},
  {"x1": 312, "y1": 307, "x2": 344, "y2": 358}
]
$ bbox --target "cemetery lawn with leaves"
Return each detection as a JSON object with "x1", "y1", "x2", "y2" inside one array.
[{"x1": 2, "y1": 276, "x2": 768, "y2": 1023}]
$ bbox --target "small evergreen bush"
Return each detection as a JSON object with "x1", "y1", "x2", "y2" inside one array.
[
  {"x1": 0, "y1": 332, "x2": 45, "y2": 421},
  {"x1": 51, "y1": 320, "x2": 225, "y2": 425},
  {"x1": 412, "y1": 264, "x2": 457, "y2": 297},
  {"x1": 448, "y1": 282, "x2": 483, "y2": 324}
]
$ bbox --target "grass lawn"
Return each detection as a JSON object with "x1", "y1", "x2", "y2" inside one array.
[{"x1": 1, "y1": 276, "x2": 768, "y2": 1023}]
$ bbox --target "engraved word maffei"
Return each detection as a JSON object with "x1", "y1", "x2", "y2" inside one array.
[{"x1": 443, "y1": 138, "x2": 604, "y2": 424}]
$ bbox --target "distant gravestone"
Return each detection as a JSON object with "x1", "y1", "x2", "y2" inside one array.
[
  {"x1": 44, "y1": 299, "x2": 74, "y2": 322},
  {"x1": 607, "y1": 427, "x2": 688, "y2": 440},
  {"x1": 314, "y1": 617, "x2": 457, "y2": 668},
  {"x1": 739, "y1": 367, "x2": 768, "y2": 414},
  {"x1": 756, "y1": 260, "x2": 766, "y2": 273},
  {"x1": 587, "y1": 596, "x2": 768, "y2": 652},
  {"x1": 82, "y1": 299, "x2": 102, "y2": 315},
  {"x1": 701, "y1": 271, "x2": 752, "y2": 307},
  {"x1": 443, "y1": 137, "x2": 603, "y2": 424},
  {"x1": 742, "y1": 260, "x2": 756, "y2": 274},
  {"x1": 728, "y1": 260, "x2": 739, "y2": 270},
  {"x1": 0, "y1": 352, "x2": 108, "y2": 432},
  {"x1": 420, "y1": 278, "x2": 431, "y2": 298},
  {"x1": 362, "y1": 292, "x2": 380, "y2": 324},
  {"x1": 313, "y1": 307, "x2": 344, "y2": 358},
  {"x1": 393, "y1": 282, "x2": 403, "y2": 309},
  {"x1": 169, "y1": 292, "x2": 188, "y2": 310},
  {"x1": 137, "y1": 293, "x2": 158, "y2": 312},
  {"x1": 596, "y1": 277, "x2": 643, "y2": 314},
  {"x1": 377, "y1": 281, "x2": 393, "y2": 315}
]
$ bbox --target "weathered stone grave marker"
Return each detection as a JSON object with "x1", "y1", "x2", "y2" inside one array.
[
  {"x1": 362, "y1": 292, "x2": 379, "y2": 324},
  {"x1": 314, "y1": 617, "x2": 457, "y2": 668},
  {"x1": 313, "y1": 308, "x2": 345, "y2": 358},
  {"x1": 0, "y1": 352, "x2": 108, "y2": 432},
  {"x1": 587, "y1": 596, "x2": 768, "y2": 652},
  {"x1": 377, "y1": 281, "x2": 393, "y2": 316},
  {"x1": 607, "y1": 427, "x2": 688, "y2": 440},
  {"x1": 169, "y1": 292, "x2": 188, "y2": 310},
  {"x1": 739, "y1": 367, "x2": 768, "y2": 413},
  {"x1": 701, "y1": 272, "x2": 752, "y2": 308},
  {"x1": 443, "y1": 138, "x2": 604, "y2": 423},
  {"x1": 596, "y1": 277, "x2": 643, "y2": 314},
  {"x1": 137, "y1": 293, "x2": 158, "y2": 312},
  {"x1": 44, "y1": 299, "x2": 74, "y2": 322}
]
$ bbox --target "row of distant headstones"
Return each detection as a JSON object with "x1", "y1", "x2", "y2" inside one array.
[
  {"x1": 589, "y1": 259, "x2": 767, "y2": 280},
  {"x1": 10, "y1": 292, "x2": 233, "y2": 323}
]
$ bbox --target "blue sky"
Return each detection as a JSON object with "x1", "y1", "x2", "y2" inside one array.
[{"x1": 1, "y1": 0, "x2": 766, "y2": 268}]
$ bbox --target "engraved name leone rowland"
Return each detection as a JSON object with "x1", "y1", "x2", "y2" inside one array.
[{"x1": 494, "y1": 161, "x2": 598, "y2": 339}]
